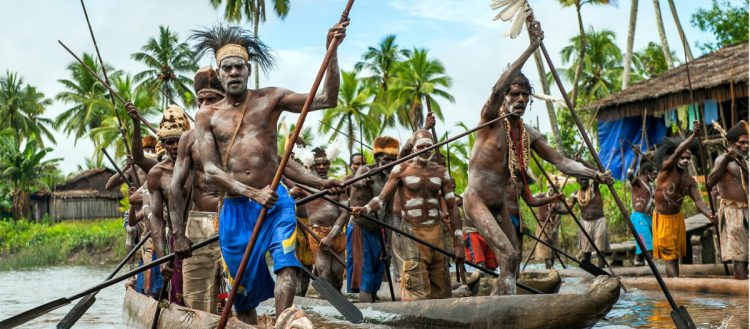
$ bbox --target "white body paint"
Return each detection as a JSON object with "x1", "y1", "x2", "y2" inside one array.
[
  {"x1": 405, "y1": 197, "x2": 424, "y2": 207},
  {"x1": 429, "y1": 177, "x2": 442, "y2": 186},
  {"x1": 407, "y1": 209, "x2": 423, "y2": 217},
  {"x1": 428, "y1": 209, "x2": 439, "y2": 217},
  {"x1": 404, "y1": 176, "x2": 421, "y2": 185}
]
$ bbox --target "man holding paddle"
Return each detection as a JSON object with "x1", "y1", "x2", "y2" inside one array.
[{"x1": 189, "y1": 23, "x2": 346, "y2": 324}]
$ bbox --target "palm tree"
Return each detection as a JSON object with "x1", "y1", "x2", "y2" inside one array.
[
  {"x1": 651, "y1": 0, "x2": 674, "y2": 68},
  {"x1": 318, "y1": 70, "x2": 378, "y2": 155},
  {"x1": 561, "y1": 28, "x2": 624, "y2": 105},
  {"x1": 90, "y1": 74, "x2": 161, "y2": 160},
  {"x1": 391, "y1": 48, "x2": 454, "y2": 130},
  {"x1": 55, "y1": 53, "x2": 115, "y2": 144},
  {"x1": 633, "y1": 42, "x2": 677, "y2": 78},
  {"x1": 209, "y1": 0, "x2": 291, "y2": 89},
  {"x1": 0, "y1": 130, "x2": 61, "y2": 220},
  {"x1": 622, "y1": 0, "x2": 639, "y2": 89},
  {"x1": 132, "y1": 26, "x2": 198, "y2": 107},
  {"x1": 666, "y1": 0, "x2": 693, "y2": 61},
  {"x1": 533, "y1": 50, "x2": 565, "y2": 154},
  {"x1": 0, "y1": 71, "x2": 55, "y2": 144},
  {"x1": 558, "y1": 0, "x2": 615, "y2": 108}
]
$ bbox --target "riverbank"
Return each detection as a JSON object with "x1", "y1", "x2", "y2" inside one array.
[{"x1": 0, "y1": 219, "x2": 125, "y2": 270}]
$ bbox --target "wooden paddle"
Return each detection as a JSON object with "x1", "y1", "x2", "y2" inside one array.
[
  {"x1": 150, "y1": 262, "x2": 171, "y2": 329},
  {"x1": 57, "y1": 231, "x2": 151, "y2": 329},
  {"x1": 522, "y1": 231, "x2": 609, "y2": 277},
  {"x1": 216, "y1": 2, "x2": 358, "y2": 327},
  {"x1": 0, "y1": 235, "x2": 218, "y2": 329},
  {"x1": 299, "y1": 265, "x2": 363, "y2": 323}
]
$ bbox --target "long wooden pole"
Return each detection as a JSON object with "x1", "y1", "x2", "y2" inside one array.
[{"x1": 216, "y1": 3, "x2": 355, "y2": 327}]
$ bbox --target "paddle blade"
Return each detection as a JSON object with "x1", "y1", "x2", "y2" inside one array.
[
  {"x1": 674, "y1": 305, "x2": 697, "y2": 329},
  {"x1": 310, "y1": 277, "x2": 363, "y2": 324},
  {"x1": 0, "y1": 298, "x2": 70, "y2": 329},
  {"x1": 579, "y1": 259, "x2": 610, "y2": 277},
  {"x1": 57, "y1": 293, "x2": 96, "y2": 329}
]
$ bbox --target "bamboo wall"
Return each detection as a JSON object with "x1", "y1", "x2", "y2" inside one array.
[{"x1": 51, "y1": 198, "x2": 121, "y2": 221}]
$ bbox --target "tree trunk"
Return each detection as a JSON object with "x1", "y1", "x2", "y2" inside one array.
[
  {"x1": 571, "y1": 3, "x2": 586, "y2": 109},
  {"x1": 652, "y1": 0, "x2": 674, "y2": 68},
  {"x1": 622, "y1": 0, "x2": 639, "y2": 89},
  {"x1": 533, "y1": 49, "x2": 564, "y2": 154},
  {"x1": 253, "y1": 10, "x2": 261, "y2": 89},
  {"x1": 666, "y1": 0, "x2": 693, "y2": 61}
]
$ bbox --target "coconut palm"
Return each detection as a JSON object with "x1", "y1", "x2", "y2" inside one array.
[
  {"x1": 633, "y1": 42, "x2": 678, "y2": 78},
  {"x1": 0, "y1": 130, "x2": 61, "y2": 220},
  {"x1": 90, "y1": 74, "x2": 161, "y2": 160},
  {"x1": 0, "y1": 71, "x2": 55, "y2": 145},
  {"x1": 622, "y1": 0, "x2": 639, "y2": 88},
  {"x1": 558, "y1": 0, "x2": 615, "y2": 108},
  {"x1": 390, "y1": 48, "x2": 454, "y2": 130},
  {"x1": 209, "y1": 0, "x2": 290, "y2": 89},
  {"x1": 277, "y1": 120, "x2": 313, "y2": 155},
  {"x1": 132, "y1": 26, "x2": 198, "y2": 107},
  {"x1": 55, "y1": 53, "x2": 115, "y2": 144},
  {"x1": 651, "y1": 0, "x2": 674, "y2": 68},
  {"x1": 318, "y1": 70, "x2": 378, "y2": 155},
  {"x1": 561, "y1": 28, "x2": 623, "y2": 105}
]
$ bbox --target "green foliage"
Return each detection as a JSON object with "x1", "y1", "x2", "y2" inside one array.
[
  {"x1": 632, "y1": 42, "x2": 678, "y2": 78},
  {"x1": 691, "y1": 0, "x2": 749, "y2": 52},
  {"x1": 0, "y1": 218, "x2": 126, "y2": 270},
  {"x1": 0, "y1": 71, "x2": 55, "y2": 145},
  {"x1": 561, "y1": 27, "x2": 623, "y2": 106}
]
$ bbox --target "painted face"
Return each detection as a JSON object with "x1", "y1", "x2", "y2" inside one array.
[
  {"x1": 350, "y1": 155, "x2": 364, "y2": 173},
  {"x1": 313, "y1": 159, "x2": 330, "y2": 178},
  {"x1": 414, "y1": 141, "x2": 433, "y2": 162},
  {"x1": 144, "y1": 147, "x2": 156, "y2": 155},
  {"x1": 218, "y1": 57, "x2": 250, "y2": 96},
  {"x1": 648, "y1": 170, "x2": 658, "y2": 182},
  {"x1": 678, "y1": 151, "x2": 691, "y2": 170},
  {"x1": 162, "y1": 138, "x2": 180, "y2": 161},
  {"x1": 735, "y1": 135, "x2": 749, "y2": 157},
  {"x1": 375, "y1": 153, "x2": 397, "y2": 173},
  {"x1": 503, "y1": 84, "x2": 530, "y2": 118},
  {"x1": 197, "y1": 91, "x2": 223, "y2": 108}
]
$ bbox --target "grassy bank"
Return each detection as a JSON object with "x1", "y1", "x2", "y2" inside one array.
[{"x1": 0, "y1": 218, "x2": 126, "y2": 270}]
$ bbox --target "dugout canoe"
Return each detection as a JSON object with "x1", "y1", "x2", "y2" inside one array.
[
  {"x1": 535, "y1": 263, "x2": 734, "y2": 278},
  {"x1": 285, "y1": 276, "x2": 620, "y2": 329},
  {"x1": 452, "y1": 269, "x2": 562, "y2": 296},
  {"x1": 620, "y1": 277, "x2": 748, "y2": 296}
]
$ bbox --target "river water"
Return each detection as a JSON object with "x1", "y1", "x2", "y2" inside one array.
[{"x1": 0, "y1": 266, "x2": 746, "y2": 328}]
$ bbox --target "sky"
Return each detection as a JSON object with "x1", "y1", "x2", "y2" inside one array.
[{"x1": 0, "y1": 0, "x2": 717, "y2": 174}]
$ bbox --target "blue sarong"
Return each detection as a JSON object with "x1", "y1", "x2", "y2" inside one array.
[
  {"x1": 135, "y1": 255, "x2": 163, "y2": 297},
  {"x1": 630, "y1": 211, "x2": 653, "y2": 255},
  {"x1": 346, "y1": 223, "x2": 384, "y2": 294},
  {"x1": 510, "y1": 215, "x2": 520, "y2": 231},
  {"x1": 219, "y1": 184, "x2": 301, "y2": 311}
]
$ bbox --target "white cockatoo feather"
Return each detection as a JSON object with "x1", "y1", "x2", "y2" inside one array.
[
  {"x1": 489, "y1": 0, "x2": 515, "y2": 10},
  {"x1": 295, "y1": 145, "x2": 315, "y2": 168},
  {"x1": 325, "y1": 140, "x2": 343, "y2": 162},
  {"x1": 494, "y1": 0, "x2": 523, "y2": 21},
  {"x1": 505, "y1": 6, "x2": 529, "y2": 38}
]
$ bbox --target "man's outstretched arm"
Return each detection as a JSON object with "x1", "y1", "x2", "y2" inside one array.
[
  {"x1": 663, "y1": 121, "x2": 700, "y2": 172},
  {"x1": 169, "y1": 132, "x2": 194, "y2": 259},
  {"x1": 532, "y1": 136, "x2": 609, "y2": 183}
]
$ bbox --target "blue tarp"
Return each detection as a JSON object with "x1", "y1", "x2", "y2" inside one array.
[{"x1": 597, "y1": 115, "x2": 668, "y2": 181}]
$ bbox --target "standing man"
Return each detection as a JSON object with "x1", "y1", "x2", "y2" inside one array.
[
  {"x1": 348, "y1": 153, "x2": 365, "y2": 179},
  {"x1": 532, "y1": 178, "x2": 571, "y2": 269},
  {"x1": 353, "y1": 135, "x2": 463, "y2": 301},
  {"x1": 464, "y1": 18, "x2": 609, "y2": 295},
  {"x1": 653, "y1": 123, "x2": 716, "y2": 277},
  {"x1": 708, "y1": 121, "x2": 749, "y2": 279},
  {"x1": 296, "y1": 147, "x2": 349, "y2": 290},
  {"x1": 167, "y1": 67, "x2": 226, "y2": 313},
  {"x1": 189, "y1": 23, "x2": 346, "y2": 324},
  {"x1": 143, "y1": 104, "x2": 191, "y2": 306},
  {"x1": 627, "y1": 160, "x2": 658, "y2": 266},
  {"x1": 571, "y1": 176, "x2": 610, "y2": 268},
  {"x1": 348, "y1": 135, "x2": 399, "y2": 302}
]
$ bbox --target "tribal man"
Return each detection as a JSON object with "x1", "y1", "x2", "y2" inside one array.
[
  {"x1": 352, "y1": 135, "x2": 463, "y2": 301},
  {"x1": 142, "y1": 104, "x2": 191, "y2": 305},
  {"x1": 627, "y1": 160, "x2": 658, "y2": 265},
  {"x1": 532, "y1": 177, "x2": 571, "y2": 269},
  {"x1": 653, "y1": 123, "x2": 716, "y2": 277},
  {"x1": 463, "y1": 18, "x2": 610, "y2": 295},
  {"x1": 708, "y1": 121, "x2": 749, "y2": 280},
  {"x1": 348, "y1": 135, "x2": 399, "y2": 302},
  {"x1": 295, "y1": 147, "x2": 349, "y2": 290},
  {"x1": 167, "y1": 67, "x2": 226, "y2": 313},
  {"x1": 189, "y1": 23, "x2": 346, "y2": 323},
  {"x1": 571, "y1": 175, "x2": 610, "y2": 267}
]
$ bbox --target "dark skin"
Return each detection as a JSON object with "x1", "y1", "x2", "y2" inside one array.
[
  {"x1": 146, "y1": 137, "x2": 185, "y2": 291},
  {"x1": 627, "y1": 162, "x2": 657, "y2": 215},
  {"x1": 464, "y1": 18, "x2": 609, "y2": 295},
  {"x1": 126, "y1": 105, "x2": 159, "y2": 173},
  {"x1": 571, "y1": 178, "x2": 605, "y2": 265},
  {"x1": 350, "y1": 155, "x2": 364, "y2": 175},
  {"x1": 655, "y1": 122, "x2": 715, "y2": 277},
  {"x1": 708, "y1": 134, "x2": 749, "y2": 280},
  {"x1": 294, "y1": 159, "x2": 348, "y2": 291},
  {"x1": 534, "y1": 188, "x2": 571, "y2": 269},
  {"x1": 192, "y1": 23, "x2": 347, "y2": 324},
  {"x1": 506, "y1": 181, "x2": 561, "y2": 255}
]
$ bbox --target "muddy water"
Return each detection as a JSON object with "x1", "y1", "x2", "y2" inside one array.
[{"x1": 0, "y1": 266, "x2": 747, "y2": 328}]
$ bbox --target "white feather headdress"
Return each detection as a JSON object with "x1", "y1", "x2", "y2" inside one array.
[{"x1": 490, "y1": 0, "x2": 531, "y2": 39}]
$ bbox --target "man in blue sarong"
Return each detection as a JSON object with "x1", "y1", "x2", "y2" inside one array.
[{"x1": 627, "y1": 161, "x2": 657, "y2": 265}]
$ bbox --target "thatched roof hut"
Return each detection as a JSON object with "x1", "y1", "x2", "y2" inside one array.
[
  {"x1": 587, "y1": 42, "x2": 748, "y2": 121},
  {"x1": 30, "y1": 168, "x2": 123, "y2": 221}
]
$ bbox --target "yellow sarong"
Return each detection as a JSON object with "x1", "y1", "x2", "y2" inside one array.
[
  {"x1": 652, "y1": 212, "x2": 686, "y2": 261},
  {"x1": 295, "y1": 217, "x2": 315, "y2": 266}
]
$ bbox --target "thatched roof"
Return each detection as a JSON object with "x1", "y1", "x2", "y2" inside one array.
[
  {"x1": 53, "y1": 189, "x2": 121, "y2": 200},
  {"x1": 587, "y1": 43, "x2": 748, "y2": 121}
]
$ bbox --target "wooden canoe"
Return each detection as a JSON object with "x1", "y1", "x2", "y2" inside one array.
[
  {"x1": 452, "y1": 269, "x2": 562, "y2": 296},
  {"x1": 620, "y1": 277, "x2": 748, "y2": 296},
  {"x1": 538, "y1": 264, "x2": 734, "y2": 278},
  {"x1": 282, "y1": 276, "x2": 620, "y2": 329}
]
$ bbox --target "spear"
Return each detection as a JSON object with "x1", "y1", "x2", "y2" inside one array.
[
  {"x1": 319, "y1": 119, "x2": 372, "y2": 150},
  {"x1": 58, "y1": 41, "x2": 158, "y2": 135},
  {"x1": 159, "y1": 89, "x2": 195, "y2": 123},
  {"x1": 216, "y1": 2, "x2": 361, "y2": 327},
  {"x1": 79, "y1": 0, "x2": 141, "y2": 187}
]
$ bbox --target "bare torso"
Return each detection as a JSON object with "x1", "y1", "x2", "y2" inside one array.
[
  {"x1": 655, "y1": 169, "x2": 695, "y2": 215},
  {"x1": 714, "y1": 154, "x2": 748, "y2": 203},
  {"x1": 393, "y1": 161, "x2": 448, "y2": 224},
  {"x1": 578, "y1": 184, "x2": 605, "y2": 220},
  {"x1": 631, "y1": 176, "x2": 655, "y2": 214},
  {"x1": 183, "y1": 131, "x2": 220, "y2": 211},
  {"x1": 349, "y1": 165, "x2": 389, "y2": 232}
]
